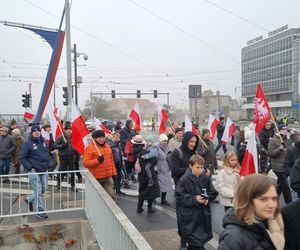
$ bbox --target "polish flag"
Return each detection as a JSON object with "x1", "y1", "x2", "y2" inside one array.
[
  {"x1": 253, "y1": 84, "x2": 270, "y2": 134},
  {"x1": 221, "y1": 117, "x2": 236, "y2": 144},
  {"x1": 240, "y1": 125, "x2": 258, "y2": 176},
  {"x1": 185, "y1": 115, "x2": 199, "y2": 136},
  {"x1": 71, "y1": 101, "x2": 89, "y2": 155},
  {"x1": 24, "y1": 108, "x2": 35, "y2": 121},
  {"x1": 208, "y1": 114, "x2": 219, "y2": 140},
  {"x1": 94, "y1": 117, "x2": 112, "y2": 135},
  {"x1": 129, "y1": 103, "x2": 142, "y2": 132},
  {"x1": 46, "y1": 105, "x2": 63, "y2": 140},
  {"x1": 158, "y1": 105, "x2": 168, "y2": 135}
]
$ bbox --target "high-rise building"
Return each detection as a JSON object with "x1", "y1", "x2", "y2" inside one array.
[{"x1": 241, "y1": 25, "x2": 300, "y2": 120}]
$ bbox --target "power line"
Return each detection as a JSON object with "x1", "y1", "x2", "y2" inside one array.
[{"x1": 127, "y1": 0, "x2": 240, "y2": 64}]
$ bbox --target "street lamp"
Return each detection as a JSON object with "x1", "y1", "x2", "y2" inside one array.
[{"x1": 72, "y1": 43, "x2": 88, "y2": 105}]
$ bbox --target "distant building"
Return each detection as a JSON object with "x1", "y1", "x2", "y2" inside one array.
[
  {"x1": 107, "y1": 98, "x2": 156, "y2": 121},
  {"x1": 241, "y1": 25, "x2": 300, "y2": 120},
  {"x1": 189, "y1": 90, "x2": 242, "y2": 122}
]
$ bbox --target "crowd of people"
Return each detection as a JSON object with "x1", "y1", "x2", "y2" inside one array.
[{"x1": 0, "y1": 117, "x2": 299, "y2": 249}]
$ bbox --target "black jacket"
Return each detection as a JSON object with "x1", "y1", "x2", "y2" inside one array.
[
  {"x1": 175, "y1": 168, "x2": 218, "y2": 247},
  {"x1": 283, "y1": 141, "x2": 300, "y2": 175},
  {"x1": 171, "y1": 131, "x2": 199, "y2": 184},
  {"x1": 120, "y1": 126, "x2": 135, "y2": 153},
  {"x1": 290, "y1": 158, "x2": 300, "y2": 195},
  {"x1": 55, "y1": 134, "x2": 76, "y2": 160},
  {"x1": 218, "y1": 209, "x2": 276, "y2": 250},
  {"x1": 216, "y1": 123, "x2": 225, "y2": 141},
  {"x1": 282, "y1": 199, "x2": 300, "y2": 250},
  {"x1": 259, "y1": 127, "x2": 274, "y2": 149}
]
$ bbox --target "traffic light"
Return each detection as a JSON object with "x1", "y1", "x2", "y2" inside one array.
[
  {"x1": 22, "y1": 94, "x2": 30, "y2": 108},
  {"x1": 137, "y1": 90, "x2": 141, "y2": 98},
  {"x1": 111, "y1": 90, "x2": 116, "y2": 98},
  {"x1": 62, "y1": 87, "x2": 68, "y2": 106},
  {"x1": 154, "y1": 90, "x2": 158, "y2": 98}
]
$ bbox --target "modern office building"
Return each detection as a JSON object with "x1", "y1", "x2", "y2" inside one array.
[{"x1": 241, "y1": 25, "x2": 300, "y2": 120}]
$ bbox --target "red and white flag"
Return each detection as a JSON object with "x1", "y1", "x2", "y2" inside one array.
[
  {"x1": 158, "y1": 104, "x2": 168, "y2": 135},
  {"x1": 208, "y1": 114, "x2": 219, "y2": 140},
  {"x1": 46, "y1": 105, "x2": 63, "y2": 140},
  {"x1": 24, "y1": 108, "x2": 35, "y2": 121},
  {"x1": 129, "y1": 102, "x2": 142, "y2": 132},
  {"x1": 94, "y1": 117, "x2": 112, "y2": 135},
  {"x1": 240, "y1": 125, "x2": 258, "y2": 176},
  {"x1": 185, "y1": 115, "x2": 199, "y2": 136},
  {"x1": 71, "y1": 101, "x2": 89, "y2": 155},
  {"x1": 253, "y1": 84, "x2": 270, "y2": 134},
  {"x1": 221, "y1": 117, "x2": 236, "y2": 144}
]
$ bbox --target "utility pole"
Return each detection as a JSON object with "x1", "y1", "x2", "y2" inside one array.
[
  {"x1": 65, "y1": 0, "x2": 72, "y2": 120},
  {"x1": 73, "y1": 43, "x2": 78, "y2": 105}
]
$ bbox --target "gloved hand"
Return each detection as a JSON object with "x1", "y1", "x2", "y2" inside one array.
[{"x1": 98, "y1": 155, "x2": 104, "y2": 163}]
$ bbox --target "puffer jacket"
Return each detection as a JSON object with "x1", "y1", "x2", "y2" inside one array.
[
  {"x1": 0, "y1": 134, "x2": 16, "y2": 159},
  {"x1": 218, "y1": 209, "x2": 285, "y2": 250},
  {"x1": 83, "y1": 141, "x2": 117, "y2": 179},
  {"x1": 268, "y1": 134, "x2": 293, "y2": 173}
]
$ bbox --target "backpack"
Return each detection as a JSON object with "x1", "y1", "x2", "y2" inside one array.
[{"x1": 166, "y1": 147, "x2": 183, "y2": 172}]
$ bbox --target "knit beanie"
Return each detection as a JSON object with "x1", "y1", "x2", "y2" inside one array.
[
  {"x1": 145, "y1": 134, "x2": 156, "y2": 143},
  {"x1": 159, "y1": 133, "x2": 168, "y2": 142}
]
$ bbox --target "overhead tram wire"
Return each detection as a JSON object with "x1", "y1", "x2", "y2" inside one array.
[{"x1": 127, "y1": 0, "x2": 240, "y2": 64}]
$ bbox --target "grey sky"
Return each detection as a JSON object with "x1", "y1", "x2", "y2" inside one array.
[{"x1": 0, "y1": 0, "x2": 300, "y2": 114}]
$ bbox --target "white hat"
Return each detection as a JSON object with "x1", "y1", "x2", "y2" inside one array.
[{"x1": 159, "y1": 133, "x2": 168, "y2": 142}]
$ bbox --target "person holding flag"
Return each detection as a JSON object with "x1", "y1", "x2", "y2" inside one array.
[{"x1": 214, "y1": 116, "x2": 227, "y2": 154}]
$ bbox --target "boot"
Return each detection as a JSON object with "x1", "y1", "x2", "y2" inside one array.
[
  {"x1": 161, "y1": 199, "x2": 171, "y2": 206},
  {"x1": 137, "y1": 199, "x2": 144, "y2": 213}
]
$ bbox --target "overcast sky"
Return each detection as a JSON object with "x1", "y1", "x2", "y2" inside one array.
[{"x1": 1, "y1": 0, "x2": 300, "y2": 114}]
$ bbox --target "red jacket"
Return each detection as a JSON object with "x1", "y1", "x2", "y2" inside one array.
[{"x1": 83, "y1": 142, "x2": 117, "y2": 179}]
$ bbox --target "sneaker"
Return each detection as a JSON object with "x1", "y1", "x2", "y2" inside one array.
[
  {"x1": 25, "y1": 199, "x2": 33, "y2": 212},
  {"x1": 148, "y1": 178, "x2": 154, "y2": 187},
  {"x1": 136, "y1": 207, "x2": 144, "y2": 213},
  {"x1": 161, "y1": 199, "x2": 171, "y2": 206},
  {"x1": 116, "y1": 191, "x2": 126, "y2": 196},
  {"x1": 36, "y1": 213, "x2": 48, "y2": 219}
]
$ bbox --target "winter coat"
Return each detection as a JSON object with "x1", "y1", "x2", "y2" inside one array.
[
  {"x1": 218, "y1": 209, "x2": 285, "y2": 250},
  {"x1": 259, "y1": 127, "x2": 274, "y2": 149},
  {"x1": 133, "y1": 144, "x2": 160, "y2": 201},
  {"x1": 120, "y1": 126, "x2": 135, "y2": 153},
  {"x1": 83, "y1": 141, "x2": 117, "y2": 179},
  {"x1": 215, "y1": 167, "x2": 239, "y2": 207},
  {"x1": 290, "y1": 158, "x2": 300, "y2": 195},
  {"x1": 19, "y1": 136, "x2": 51, "y2": 172},
  {"x1": 268, "y1": 134, "x2": 293, "y2": 173},
  {"x1": 11, "y1": 135, "x2": 24, "y2": 165},
  {"x1": 55, "y1": 134, "x2": 77, "y2": 160},
  {"x1": 168, "y1": 137, "x2": 182, "y2": 152},
  {"x1": 197, "y1": 137, "x2": 217, "y2": 171},
  {"x1": 175, "y1": 168, "x2": 218, "y2": 247},
  {"x1": 283, "y1": 141, "x2": 300, "y2": 175},
  {"x1": 216, "y1": 123, "x2": 225, "y2": 141},
  {"x1": 106, "y1": 139, "x2": 123, "y2": 169},
  {"x1": 0, "y1": 134, "x2": 16, "y2": 159},
  {"x1": 171, "y1": 131, "x2": 199, "y2": 185},
  {"x1": 282, "y1": 199, "x2": 300, "y2": 250},
  {"x1": 155, "y1": 143, "x2": 173, "y2": 193},
  {"x1": 237, "y1": 140, "x2": 247, "y2": 164}
]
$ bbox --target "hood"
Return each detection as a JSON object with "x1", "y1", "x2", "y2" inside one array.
[{"x1": 180, "y1": 131, "x2": 199, "y2": 153}]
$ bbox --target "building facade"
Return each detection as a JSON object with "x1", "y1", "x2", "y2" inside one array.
[{"x1": 241, "y1": 25, "x2": 300, "y2": 120}]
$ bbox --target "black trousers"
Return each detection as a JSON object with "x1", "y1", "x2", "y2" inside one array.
[
  {"x1": 137, "y1": 198, "x2": 154, "y2": 209},
  {"x1": 274, "y1": 171, "x2": 292, "y2": 204},
  {"x1": 57, "y1": 158, "x2": 75, "y2": 188},
  {"x1": 113, "y1": 167, "x2": 122, "y2": 192},
  {"x1": 214, "y1": 140, "x2": 227, "y2": 154}
]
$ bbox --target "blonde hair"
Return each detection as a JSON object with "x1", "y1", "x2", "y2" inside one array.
[
  {"x1": 234, "y1": 174, "x2": 279, "y2": 225},
  {"x1": 223, "y1": 151, "x2": 240, "y2": 170}
]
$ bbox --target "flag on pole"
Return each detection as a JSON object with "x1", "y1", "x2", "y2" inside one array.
[
  {"x1": 129, "y1": 102, "x2": 142, "y2": 132},
  {"x1": 94, "y1": 117, "x2": 112, "y2": 135},
  {"x1": 185, "y1": 115, "x2": 199, "y2": 136},
  {"x1": 24, "y1": 108, "x2": 35, "y2": 121},
  {"x1": 46, "y1": 105, "x2": 63, "y2": 140},
  {"x1": 221, "y1": 117, "x2": 236, "y2": 144},
  {"x1": 158, "y1": 105, "x2": 168, "y2": 135},
  {"x1": 240, "y1": 125, "x2": 258, "y2": 176},
  {"x1": 253, "y1": 84, "x2": 270, "y2": 134},
  {"x1": 208, "y1": 114, "x2": 219, "y2": 140},
  {"x1": 71, "y1": 101, "x2": 89, "y2": 155}
]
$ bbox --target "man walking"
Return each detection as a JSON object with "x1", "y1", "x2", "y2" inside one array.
[{"x1": 19, "y1": 125, "x2": 50, "y2": 219}]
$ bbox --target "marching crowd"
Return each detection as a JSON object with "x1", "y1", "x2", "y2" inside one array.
[{"x1": 0, "y1": 117, "x2": 300, "y2": 250}]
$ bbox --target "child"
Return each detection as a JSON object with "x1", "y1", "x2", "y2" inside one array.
[
  {"x1": 215, "y1": 151, "x2": 240, "y2": 211},
  {"x1": 141, "y1": 134, "x2": 158, "y2": 186},
  {"x1": 175, "y1": 155, "x2": 218, "y2": 250}
]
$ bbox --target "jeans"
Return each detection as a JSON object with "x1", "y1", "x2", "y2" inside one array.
[
  {"x1": 27, "y1": 173, "x2": 47, "y2": 211},
  {"x1": 0, "y1": 158, "x2": 11, "y2": 175}
]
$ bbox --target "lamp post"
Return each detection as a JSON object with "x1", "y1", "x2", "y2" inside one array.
[{"x1": 72, "y1": 43, "x2": 88, "y2": 105}]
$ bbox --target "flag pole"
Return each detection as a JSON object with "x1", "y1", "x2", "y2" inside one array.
[
  {"x1": 57, "y1": 122, "x2": 67, "y2": 143},
  {"x1": 269, "y1": 111, "x2": 284, "y2": 143},
  {"x1": 91, "y1": 138, "x2": 102, "y2": 156},
  {"x1": 198, "y1": 134, "x2": 208, "y2": 148}
]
